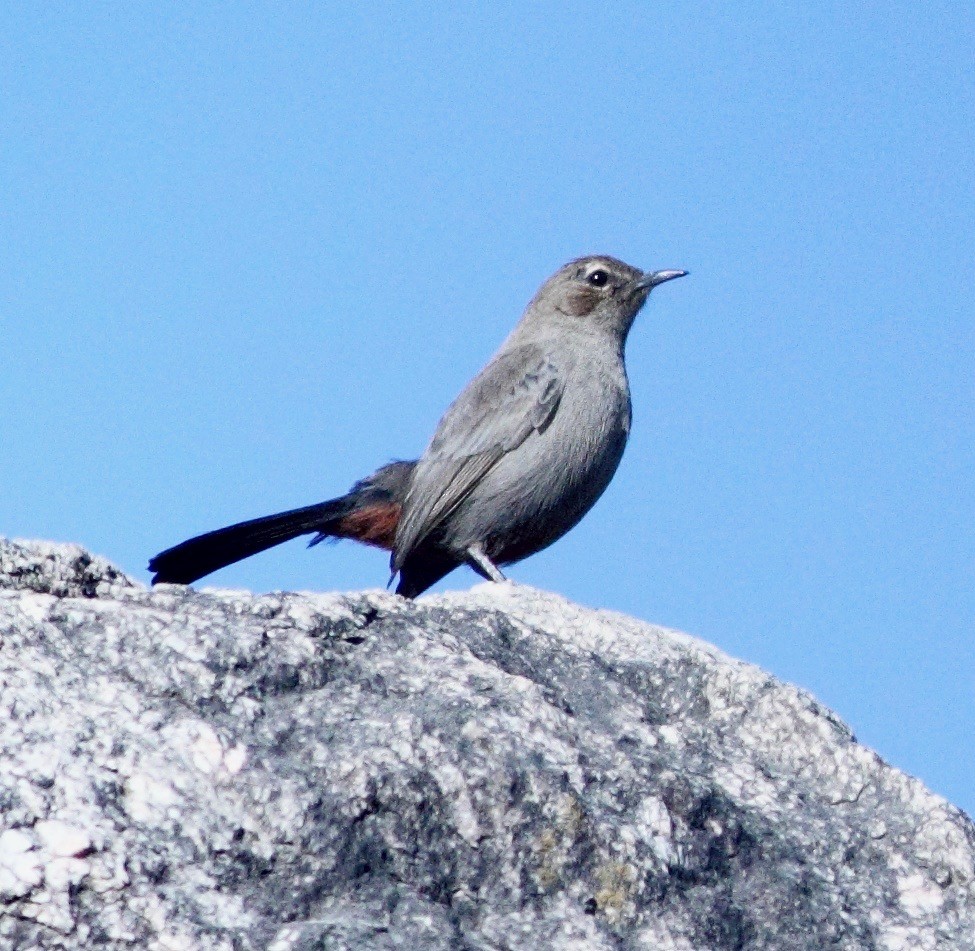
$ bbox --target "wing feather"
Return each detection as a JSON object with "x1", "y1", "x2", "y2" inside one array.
[{"x1": 393, "y1": 346, "x2": 563, "y2": 569}]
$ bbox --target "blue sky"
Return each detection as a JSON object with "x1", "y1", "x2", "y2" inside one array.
[{"x1": 3, "y1": 4, "x2": 972, "y2": 815}]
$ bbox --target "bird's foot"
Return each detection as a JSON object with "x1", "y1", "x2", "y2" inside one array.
[{"x1": 465, "y1": 545, "x2": 507, "y2": 584}]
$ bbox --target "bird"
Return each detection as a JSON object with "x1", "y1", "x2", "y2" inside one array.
[{"x1": 148, "y1": 255, "x2": 687, "y2": 597}]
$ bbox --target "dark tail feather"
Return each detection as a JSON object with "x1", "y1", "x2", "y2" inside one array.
[
  {"x1": 148, "y1": 498, "x2": 351, "y2": 585},
  {"x1": 149, "y1": 460, "x2": 418, "y2": 587},
  {"x1": 394, "y1": 548, "x2": 459, "y2": 599}
]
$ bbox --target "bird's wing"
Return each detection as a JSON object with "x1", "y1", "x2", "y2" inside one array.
[{"x1": 392, "y1": 345, "x2": 563, "y2": 570}]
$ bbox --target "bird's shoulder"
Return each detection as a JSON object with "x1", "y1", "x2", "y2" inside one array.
[{"x1": 427, "y1": 342, "x2": 565, "y2": 457}]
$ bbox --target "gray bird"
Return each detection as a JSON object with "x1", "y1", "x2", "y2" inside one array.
[{"x1": 149, "y1": 256, "x2": 686, "y2": 596}]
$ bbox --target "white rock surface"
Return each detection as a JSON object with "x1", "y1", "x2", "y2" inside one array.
[{"x1": 0, "y1": 538, "x2": 972, "y2": 949}]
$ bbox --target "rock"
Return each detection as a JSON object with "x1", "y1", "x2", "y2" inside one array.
[{"x1": 0, "y1": 536, "x2": 972, "y2": 950}]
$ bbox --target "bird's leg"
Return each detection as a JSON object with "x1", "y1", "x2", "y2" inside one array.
[{"x1": 465, "y1": 544, "x2": 508, "y2": 584}]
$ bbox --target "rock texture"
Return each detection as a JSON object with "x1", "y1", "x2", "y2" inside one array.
[{"x1": 0, "y1": 538, "x2": 972, "y2": 950}]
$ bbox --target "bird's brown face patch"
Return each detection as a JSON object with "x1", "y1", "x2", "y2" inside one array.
[
  {"x1": 563, "y1": 285, "x2": 603, "y2": 317},
  {"x1": 334, "y1": 502, "x2": 401, "y2": 550}
]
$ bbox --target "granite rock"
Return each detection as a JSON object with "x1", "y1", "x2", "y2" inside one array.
[{"x1": 0, "y1": 538, "x2": 972, "y2": 949}]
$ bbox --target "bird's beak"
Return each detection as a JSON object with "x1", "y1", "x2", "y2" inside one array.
[{"x1": 635, "y1": 268, "x2": 688, "y2": 290}]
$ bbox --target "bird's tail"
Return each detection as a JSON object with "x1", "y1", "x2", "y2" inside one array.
[{"x1": 148, "y1": 460, "x2": 415, "y2": 586}]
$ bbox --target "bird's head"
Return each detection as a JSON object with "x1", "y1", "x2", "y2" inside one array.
[{"x1": 528, "y1": 255, "x2": 687, "y2": 341}]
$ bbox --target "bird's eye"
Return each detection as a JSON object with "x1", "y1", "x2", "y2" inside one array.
[{"x1": 586, "y1": 269, "x2": 609, "y2": 287}]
